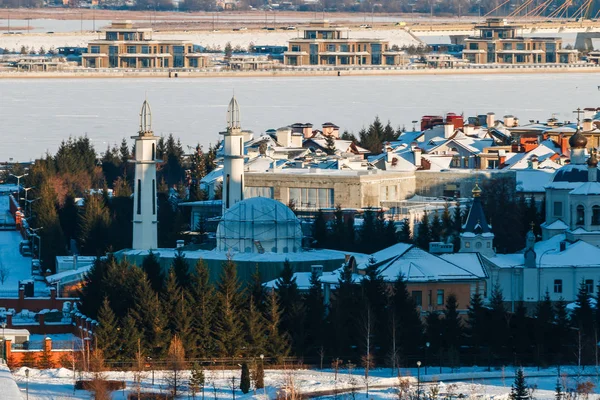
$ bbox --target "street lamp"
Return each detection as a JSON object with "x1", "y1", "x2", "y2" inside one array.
[
  {"x1": 260, "y1": 354, "x2": 265, "y2": 396},
  {"x1": 425, "y1": 342, "x2": 430, "y2": 375},
  {"x1": 24, "y1": 198, "x2": 40, "y2": 219},
  {"x1": 9, "y1": 173, "x2": 27, "y2": 198},
  {"x1": 416, "y1": 361, "x2": 421, "y2": 400},
  {"x1": 25, "y1": 368, "x2": 29, "y2": 400}
]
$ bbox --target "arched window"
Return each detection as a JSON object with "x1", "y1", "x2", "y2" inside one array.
[
  {"x1": 593, "y1": 205, "x2": 600, "y2": 225},
  {"x1": 576, "y1": 205, "x2": 585, "y2": 226}
]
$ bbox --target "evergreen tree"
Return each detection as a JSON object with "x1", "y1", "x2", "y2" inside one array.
[
  {"x1": 330, "y1": 206, "x2": 346, "y2": 250},
  {"x1": 572, "y1": 280, "x2": 594, "y2": 338},
  {"x1": 172, "y1": 249, "x2": 191, "y2": 291},
  {"x1": 535, "y1": 292, "x2": 554, "y2": 366},
  {"x1": 425, "y1": 311, "x2": 443, "y2": 356},
  {"x1": 78, "y1": 257, "x2": 109, "y2": 318},
  {"x1": 78, "y1": 193, "x2": 111, "y2": 256},
  {"x1": 329, "y1": 261, "x2": 358, "y2": 357},
  {"x1": 240, "y1": 362, "x2": 251, "y2": 394},
  {"x1": 313, "y1": 210, "x2": 328, "y2": 248},
  {"x1": 443, "y1": 293, "x2": 463, "y2": 353},
  {"x1": 398, "y1": 218, "x2": 412, "y2": 243},
  {"x1": 189, "y1": 259, "x2": 215, "y2": 358},
  {"x1": 265, "y1": 290, "x2": 290, "y2": 362},
  {"x1": 304, "y1": 268, "x2": 326, "y2": 357},
  {"x1": 430, "y1": 212, "x2": 442, "y2": 243},
  {"x1": 94, "y1": 297, "x2": 119, "y2": 360},
  {"x1": 452, "y1": 201, "x2": 463, "y2": 235},
  {"x1": 34, "y1": 182, "x2": 66, "y2": 273},
  {"x1": 466, "y1": 292, "x2": 486, "y2": 359},
  {"x1": 162, "y1": 269, "x2": 195, "y2": 352},
  {"x1": 511, "y1": 302, "x2": 531, "y2": 362},
  {"x1": 359, "y1": 209, "x2": 378, "y2": 253},
  {"x1": 509, "y1": 368, "x2": 529, "y2": 400},
  {"x1": 249, "y1": 265, "x2": 266, "y2": 312},
  {"x1": 132, "y1": 273, "x2": 169, "y2": 357},
  {"x1": 59, "y1": 193, "x2": 79, "y2": 245},
  {"x1": 118, "y1": 312, "x2": 142, "y2": 362},
  {"x1": 275, "y1": 259, "x2": 305, "y2": 355},
  {"x1": 142, "y1": 251, "x2": 164, "y2": 294},
  {"x1": 245, "y1": 295, "x2": 267, "y2": 357},
  {"x1": 384, "y1": 219, "x2": 398, "y2": 248},
  {"x1": 554, "y1": 298, "x2": 571, "y2": 362},
  {"x1": 361, "y1": 258, "x2": 390, "y2": 357},
  {"x1": 392, "y1": 274, "x2": 423, "y2": 360},
  {"x1": 325, "y1": 135, "x2": 337, "y2": 155},
  {"x1": 214, "y1": 258, "x2": 245, "y2": 357},
  {"x1": 119, "y1": 137, "x2": 130, "y2": 165},
  {"x1": 489, "y1": 283, "x2": 508, "y2": 358},
  {"x1": 441, "y1": 202, "x2": 453, "y2": 241},
  {"x1": 189, "y1": 362, "x2": 205, "y2": 400},
  {"x1": 416, "y1": 211, "x2": 431, "y2": 250}
]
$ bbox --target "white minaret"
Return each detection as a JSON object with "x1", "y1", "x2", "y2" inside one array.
[
  {"x1": 131, "y1": 100, "x2": 159, "y2": 250},
  {"x1": 221, "y1": 96, "x2": 245, "y2": 214}
]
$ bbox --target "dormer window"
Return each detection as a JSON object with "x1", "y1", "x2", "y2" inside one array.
[{"x1": 576, "y1": 205, "x2": 585, "y2": 226}]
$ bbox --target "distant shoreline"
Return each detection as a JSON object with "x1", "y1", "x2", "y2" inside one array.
[{"x1": 1, "y1": 65, "x2": 599, "y2": 79}]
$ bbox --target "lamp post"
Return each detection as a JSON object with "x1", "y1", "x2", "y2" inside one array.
[
  {"x1": 25, "y1": 368, "x2": 29, "y2": 400},
  {"x1": 260, "y1": 354, "x2": 265, "y2": 396},
  {"x1": 30, "y1": 227, "x2": 43, "y2": 263},
  {"x1": 25, "y1": 198, "x2": 40, "y2": 219},
  {"x1": 425, "y1": 342, "x2": 430, "y2": 375},
  {"x1": 416, "y1": 361, "x2": 421, "y2": 400},
  {"x1": 1, "y1": 321, "x2": 5, "y2": 363},
  {"x1": 9, "y1": 173, "x2": 28, "y2": 197}
]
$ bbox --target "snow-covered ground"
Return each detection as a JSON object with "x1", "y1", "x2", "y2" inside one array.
[
  {"x1": 0, "y1": 28, "x2": 420, "y2": 53},
  {"x1": 8, "y1": 366, "x2": 600, "y2": 400}
]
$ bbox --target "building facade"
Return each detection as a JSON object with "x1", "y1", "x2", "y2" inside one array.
[
  {"x1": 283, "y1": 21, "x2": 407, "y2": 67},
  {"x1": 82, "y1": 21, "x2": 210, "y2": 69},
  {"x1": 462, "y1": 18, "x2": 578, "y2": 65}
]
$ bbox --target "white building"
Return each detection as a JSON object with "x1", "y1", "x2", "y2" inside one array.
[{"x1": 220, "y1": 96, "x2": 246, "y2": 215}]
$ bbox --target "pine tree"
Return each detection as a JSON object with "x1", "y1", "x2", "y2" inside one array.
[
  {"x1": 132, "y1": 273, "x2": 169, "y2": 357},
  {"x1": 214, "y1": 258, "x2": 245, "y2": 357},
  {"x1": 441, "y1": 202, "x2": 453, "y2": 241},
  {"x1": 275, "y1": 259, "x2": 305, "y2": 354},
  {"x1": 489, "y1": 283, "x2": 508, "y2": 357},
  {"x1": 511, "y1": 302, "x2": 531, "y2": 362},
  {"x1": 162, "y1": 269, "x2": 195, "y2": 352},
  {"x1": 265, "y1": 290, "x2": 290, "y2": 362},
  {"x1": 119, "y1": 137, "x2": 130, "y2": 165},
  {"x1": 78, "y1": 257, "x2": 109, "y2": 318},
  {"x1": 240, "y1": 362, "x2": 251, "y2": 394},
  {"x1": 573, "y1": 280, "x2": 594, "y2": 338},
  {"x1": 189, "y1": 362, "x2": 205, "y2": 399},
  {"x1": 416, "y1": 211, "x2": 431, "y2": 250},
  {"x1": 509, "y1": 368, "x2": 529, "y2": 400},
  {"x1": 452, "y1": 201, "x2": 463, "y2": 235},
  {"x1": 313, "y1": 210, "x2": 328, "y2": 248},
  {"x1": 166, "y1": 335, "x2": 187, "y2": 398},
  {"x1": 249, "y1": 265, "x2": 266, "y2": 313},
  {"x1": 392, "y1": 274, "x2": 423, "y2": 360},
  {"x1": 430, "y1": 212, "x2": 443, "y2": 242},
  {"x1": 142, "y1": 251, "x2": 164, "y2": 294},
  {"x1": 189, "y1": 259, "x2": 215, "y2": 358},
  {"x1": 94, "y1": 297, "x2": 119, "y2": 360},
  {"x1": 425, "y1": 311, "x2": 443, "y2": 355},
  {"x1": 78, "y1": 193, "x2": 111, "y2": 256},
  {"x1": 304, "y1": 268, "x2": 326, "y2": 357},
  {"x1": 535, "y1": 291, "x2": 554, "y2": 366},
  {"x1": 359, "y1": 209, "x2": 378, "y2": 253},
  {"x1": 466, "y1": 292, "x2": 486, "y2": 358},
  {"x1": 245, "y1": 295, "x2": 267, "y2": 357},
  {"x1": 329, "y1": 261, "x2": 358, "y2": 357},
  {"x1": 118, "y1": 312, "x2": 142, "y2": 361},
  {"x1": 399, "y1": 218, "x2": 412, "y2": 243},
  {"x1": 554, "y1": 298, "x2": 571, "y2": 362},
  {"x1": 443, "y1": 293, "x2": 463, "y2": 353},
  {"x1": 172, "y1": 249, "x2": 191, "y2": 291},
  {"x1": 361, "y1": 258, "x2": 390, "y2": 356},
  {"x1": 35, "y1": 182, "x2": 66, "y2": 274},
  {"x1": 325, "y1": 135, "x2": 337, "y2": 155}
]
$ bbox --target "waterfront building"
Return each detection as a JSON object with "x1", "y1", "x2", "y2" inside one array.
[
  {"x1": 283, "y1": 20, "x2": 408, "y2": 67},
  {"x1": 81, "y1": 21, "x2": 211, "y2": 69},
  {"x1": 462, "y1": 18, "x2": 578, "y2": 65}
]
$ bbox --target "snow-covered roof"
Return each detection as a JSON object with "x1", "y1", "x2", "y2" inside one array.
[
  {"x1": 369, "y1": 242, "x2": 413, "y2": 265},
  {"x1": 542, "y1": 219, "x2": 569, "y2": 230},
  {"x1": 515, "y1": 169, "x2": 554, "y2": 193},
  {"x1": 438, "y1": 253, "x2": 487, "y2": 277},
  {"x1": 46, "y1": 263, "x2": 94, "y2": 284},
  {"x1": 378, "y1": 246, "x2": 486, "y2": 282},
  {"x1": 569, "y1": 182, "x2": 600, "y2": 195}
]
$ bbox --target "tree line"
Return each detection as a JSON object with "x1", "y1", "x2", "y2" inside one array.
[
  {"x1": 6, "y1": 134, "x2": 218, "y2": 273},
  {"x1": 79, "y1": 244, "x2": 600, "y2": 370}
]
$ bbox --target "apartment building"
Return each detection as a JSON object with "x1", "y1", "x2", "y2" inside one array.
[
  {"x1": 462, "y1": 18, "x2": 578, "y2": 65},
  {"x1": 82, "y1": 21, "x2": 211, "y2": 69},
  {"x1": 283, "y1": 20, "x2": 408, "y2": 67}
]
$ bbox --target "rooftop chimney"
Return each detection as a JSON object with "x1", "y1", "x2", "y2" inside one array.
[{"x1": 486, "y1": 112, "x2": 495, "y2": 128}]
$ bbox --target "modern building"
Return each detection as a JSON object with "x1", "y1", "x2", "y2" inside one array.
[
  {"x1": 283, "y1": 20, "x2": 408, "y2": 67},
  {"x1": 81, "y1": 21, "x2": 211, "y2": 69},
  {"x1": 462, "y1": 18, "x2": 578, "y2": 65}
]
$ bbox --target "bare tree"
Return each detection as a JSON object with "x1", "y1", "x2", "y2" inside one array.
[
  {"x1": 132, "y1": 339, "x2": 146, "y2": 399},
  {"x1": 166, "y1": 335, "x2": 187, "y2": 398},
  {"x1": 0, "y1": 261, "x2": 9, "y2": 285},
  {"x1": 87, "y1": 348, "x2": 110, "y2": 400}
]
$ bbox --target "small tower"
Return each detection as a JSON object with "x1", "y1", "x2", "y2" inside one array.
[
  {"x1": 220, "y1": 96, "x2": 246, "y2": 215},
  {"x1": 524, "y1": 222, "x2": 537, "y2": 268},
  {"x1": 459, "y1": 183, "x2": 495, "y2": 257},
  {"x1": 130, "y1": 100, "x2": 159, "y2": 250}
]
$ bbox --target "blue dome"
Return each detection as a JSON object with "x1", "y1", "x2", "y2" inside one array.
[{"x1": 552, "y1": 164, "x2": 600, "y2": 183}]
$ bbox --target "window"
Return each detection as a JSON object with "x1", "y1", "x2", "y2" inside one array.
[
  {"x1": 126, "y1": 45, "x2": 136, "y2": 54},
  {"x1": 437, "y1": 289, "x2": 444, "y2": 305},
  {"x1": 152, "y1": 179, "x2": 156, "y2": 215},
  {"x1": 554, "y1": 279, "x2": 563, "y2": 293},
  {"x1": 245, "y1": 186, "x2": 274, "y2": 199},
  {"x1": 289, "y1": 188, "x2": 334, "y2": 210},
  {"x1": 189, "y1": 58, "x2": 198, "y2": 68},
  {"x1": 287, "y1": 56, "x2": 297, "y2": 66},
  {"x1": 327, "y1": 56, "x2": 336, "y2": 65},
  {"x1": 90, "y1": 46, "x2": 100, "y2": 54},
  {"x1": 465, "y1": 241, "x2": 470, "y2": 248},
  {"x1": 516, "y1": 43, "x2": 525, "y2": 50},
  {"x1": 291, "y1": 45, "x2": 300, "y2": 52},
  {"x1": 592, "y1": 206, "x2": 600, "y2": 225},
  {"x1": 553, "y1": 201, "x2": 562, "y2": 217},
  {"x1": 106, "y1": 32, "x2": 118, "y2": 40},
  {"x1": 371, "y1": 43, "x2": 382, "y2": 65},
  {"x1": 309, "y1": 44, "x2": 318, "y2": 65},
  {"x1": 503, "y1": 43, "x2": 512, "y2": 50},
  {"x1": 469, "y1": 43, "x2": 478, "y2": 50},
  {"x1": 576, "y1": 205, "x2": 585, "y2": 226},
  {"x1": 586, "y1": 279, "x2": 594, "y2": 294},
  {"x1": 327, "y1": 44, "x2": 336, "y2": 52},
  {"x1": 475, "y1": 242, "x2": 482, "y2": 249},
  {"x1": 141, "y1": 45, "x2": 150, "y2": 54},
  {"x1": 386, "y1": 56, "x2": 395, "y2": 65},
  {"x1": 428, "y1": 290, "x2": 432, "y2": 306},
  {"x1": 412, "y1": 291, "x2": 423, "y2": 307},
  {"x1": 340, "y1": 44, "x2": 349, "y2": 52},
  {"x1": 137, "y1": 179, "x2": 141, "y2": 214}
]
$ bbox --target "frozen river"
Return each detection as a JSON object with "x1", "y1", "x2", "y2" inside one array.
[{"x1": 0, "y1": 73, "x2": 599, "y2": 162}]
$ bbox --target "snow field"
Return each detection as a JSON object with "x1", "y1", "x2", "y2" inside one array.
[{"x1": 9, "y1": 366, "x2": 600, "y2": 400}]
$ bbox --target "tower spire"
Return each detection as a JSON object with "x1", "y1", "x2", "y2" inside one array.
[
  {"x1": 226, "y1": 95, "x2": 240, "y2": 130},
  {"x1": 140, "y1": 99, "x2": 152, "y2": 135}
]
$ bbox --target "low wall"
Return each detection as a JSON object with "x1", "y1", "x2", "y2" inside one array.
[
  {"x1": 4, "y1": 338, "x2": 75, "y2": 369},
  {"x1": 0, "y1": 287, "x2": 75, "y2": 314},
  {"x1": 1, "y1": 63, "x2": 600, "y2": 79}
]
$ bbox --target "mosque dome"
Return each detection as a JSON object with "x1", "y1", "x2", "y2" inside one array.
[
  {"x1": 551, "y1": 163, "x2": 600, "y2": 183},
  {"x1": 588, "y1": 153, "x2": 599, "y2": 168},
  {"x1": 216, "y1": 197, "x2": 302, "y2": 254},
  {"x1": 569, "y1": 130, "x2": 587, "y2": 149}
]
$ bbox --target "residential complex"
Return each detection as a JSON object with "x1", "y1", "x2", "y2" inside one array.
[
  {"x1": 81, "y1": 21, "x2": 211, "y2": 69},
  {"x1": 283, "y1": 20, "x2": 408, "y2": 67},
  {"x1": 462, "y1": 18, "x2": 578, "y2": 64}
]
